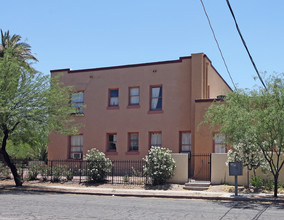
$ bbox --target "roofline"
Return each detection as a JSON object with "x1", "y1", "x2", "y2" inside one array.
[
  {"x1": 203, "y1": 55, "x2": 233, "y2": 92},
  {"x1": 50, "y1": 56, "x2": 192, "y2": 73}
]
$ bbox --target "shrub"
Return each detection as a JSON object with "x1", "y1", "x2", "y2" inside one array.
[
  {"x1": 62, "y1": 165, "x2": 75, "y2": 181},
  {"x1": 143, "y1": 147, "x2": 176, "y2": 185},
  {"x1": 38, "y1": 163, "x2": 51, "y2": 181},
  {"x1": 0, "y1": 163, "x2": 11, "y2": 180},
  {"x1": 28, "y1": 164, "x2": 40, "y2": 180},
  {"x1": 263, "y1": 179, "x2": 274, "y2": 191},
  {"x1": 84, "y1": 148, "x2": 112, "y2": 182},
  {"x1": 251, "y1": 176, "x2": 263, "y2": 188},
  {"x1": 51, "y1": 165, "x2": 63, "y2": 182}
]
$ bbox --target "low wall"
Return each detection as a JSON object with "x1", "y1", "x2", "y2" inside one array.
[
  {"x1": 211, "y1": 153, "x2": 284, "y2": 186},
  {"x1": 168, "y1": 153, "x2": 188, "y2": 184}
]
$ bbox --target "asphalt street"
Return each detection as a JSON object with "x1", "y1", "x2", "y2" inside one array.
[{"x1": 0, "y1": 191, "x2": 283, "y2": 219}]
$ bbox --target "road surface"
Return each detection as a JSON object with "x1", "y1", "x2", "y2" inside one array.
[{"x1": 0, "y1": 191, "x2": 283, "y2": 219}]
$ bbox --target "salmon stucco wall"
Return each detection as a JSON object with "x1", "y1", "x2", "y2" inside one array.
[{"x1": 48, "y1": 53, "x2": 231, "y2": 163}]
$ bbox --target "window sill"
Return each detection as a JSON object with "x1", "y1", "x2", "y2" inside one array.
[
  {"x1": 105, "y1": 152, "x2": 118, "y2": 155},
  {"x1": 125, "y1": 151, "x2": 140, "y2": 155},
  {"x1": 148, "y1": 110, "x2": 163, "y2": 114},
  {"x1": 107, "y1": 106, "x2": 119, "y2": 110},
  {"x1": 127, "y1": 105, "x2": 140, "y2": 109}
]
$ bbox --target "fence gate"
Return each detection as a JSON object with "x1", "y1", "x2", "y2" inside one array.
[{"x1": 188, "y1": 154, "x2": 211, "y2": 181}]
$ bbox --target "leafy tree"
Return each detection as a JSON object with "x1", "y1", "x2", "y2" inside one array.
[
  {"x1": 227, "y1": 143, "x2": 267, "y2": 178},
  {"x1": 7, "y1": 129, "x2": 49, "y2": 161},
  {"x1": 203, "y1": 75, "x2": 284, "y2": 197},
  {"x1": 0, "y1": 30, "x2": 37, "y2": 70},
  {"x1": 0, "y1": 48, "x2": 78, "y2": 186}
]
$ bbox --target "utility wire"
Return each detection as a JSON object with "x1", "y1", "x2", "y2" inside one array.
[
  {"x1": 226, "y1": 0, "x2": 267, "y2": 89},
  {"x1": 199, "y1": 0, "x2": 237, "y2": 91}
]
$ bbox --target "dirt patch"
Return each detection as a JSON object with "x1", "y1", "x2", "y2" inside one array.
[
  {"x1": 0, "y1": 179, "x2": 185, "y2": 191},
  {"x1": 1, "y1": 179, "x2": 283, "y2": 194}
]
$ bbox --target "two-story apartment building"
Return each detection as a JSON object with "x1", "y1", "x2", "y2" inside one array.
[{"x1": 48, "y1": 53, "x2": 231, "y2": 162}]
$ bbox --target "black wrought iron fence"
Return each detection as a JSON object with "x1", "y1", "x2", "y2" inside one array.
[{"x1": 1, "y1": 159, "x2": 149, "y2": 185}]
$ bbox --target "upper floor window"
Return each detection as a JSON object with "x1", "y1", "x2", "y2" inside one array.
[
  {"x1": 150, "y1": 86, "x2": 162, "y2": 110},
  {"x1": 128, "y1": 133, "x2": 139, "y2": 152},
  {"x1": 180, "y1": 132, "x2": 191, "y2": 152},
  {"x1": 107, "y1": 133, "x2": 117, "y2": 152},
  {"x1": 214, "y1": 134, "x2": 226, "y2": 153},
  {"x1": 150, "y1": 132, "x2": 162, "y2": 148},
  {"x1": 71, "y1": 92, "x2": 84, "y2": 114},
  {"x1": 70, "y1": 135, "x2": 83, "y2": 159},
  {"x1": 109, "y1": 89, "x2": 119, "y2": 106},
  {"x1": 129, "y1": 87, "x2": 140, "y2": 105}
]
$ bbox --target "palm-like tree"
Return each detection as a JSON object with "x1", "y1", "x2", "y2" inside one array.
[{"x1": 0, "y1": 30, "x2": 38, "y2": 67}]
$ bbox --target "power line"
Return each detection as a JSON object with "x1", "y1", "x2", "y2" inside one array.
[
  {"x1": 226, "y1": 0, "x2": 267, "y2": 89},
  {"x1": 199, "y1": 0, "x2": 237, "y2": 91}
]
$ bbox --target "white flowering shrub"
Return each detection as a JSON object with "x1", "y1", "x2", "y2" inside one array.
[
  {"x1": 227, "y1": 143, "x2": 268, "y2": 177},
  {"x1": 84, "y1": 148, "x2": 112, "y2": 182},
  {"x1": 143, "y1": 147, "x2": 176, "y2": 185}
]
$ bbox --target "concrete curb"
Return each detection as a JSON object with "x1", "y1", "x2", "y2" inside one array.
[{"x1": 1, "y1": 184, "x2": 284, "y2": 203}]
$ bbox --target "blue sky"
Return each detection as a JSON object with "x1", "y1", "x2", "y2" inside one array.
[{"x1": 1, "y1": 0, "x2": 283, "y2": 89}]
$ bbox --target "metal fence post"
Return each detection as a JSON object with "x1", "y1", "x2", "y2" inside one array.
[
  {"x1": 50, "y1": 161, "x2": 53, "y2": 182},
  {"x1": 112, "y1": 162, "x2": 114, "y2": 184},
  {"x1": 79, "y1": 161, "x2": 82, "y2": 184}
]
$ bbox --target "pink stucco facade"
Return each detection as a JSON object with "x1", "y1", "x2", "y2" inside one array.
[{"x1": 48, "y1": 53, "x2": 231, "y2": 161}]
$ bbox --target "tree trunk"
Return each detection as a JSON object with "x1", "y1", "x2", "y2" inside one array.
[
  {"x1": 0, "y1": 150, "x2": 22, "y2": 186},
  {"x1": 274, "y1": 174, "x2": 278, "y2": 198},
  {"x1": 1, "y1": 129, "x2": 22, "y2": 186}
]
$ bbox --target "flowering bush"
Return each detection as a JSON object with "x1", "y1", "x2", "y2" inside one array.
[
  {"x1": 143, "y1": 147, "x2": 176, "y2": 185},
  {"x1": 84, "y1": 148, "x2": 112, "y2": 182},
  {"x1": 52, "y1": 165, "x2": 63, "y2": 182}
]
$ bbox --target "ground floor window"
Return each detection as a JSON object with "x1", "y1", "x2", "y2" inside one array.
[
  {"x1": 128, "y1": 133, "x2": 139, "y2": 152},
  {"x1": 214, "y1": 133, "x2": 226, "y2": 153},
  {"x1": 180, "y1": 132, "x2": 191, "y2": 152},
  {"x1": 150, "y1": 132, "x2": 162, "y2": 148},
  {"x1": 70, "y1": 135, "x2": 83, "y2": 159},
  {"x1": 107, "y1": 133, "x2": 117, "y2": 152}
]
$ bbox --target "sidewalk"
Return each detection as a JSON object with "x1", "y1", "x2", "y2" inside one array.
[{"x1": 1, "y1": 183, "x2": 284, "y2": 203}]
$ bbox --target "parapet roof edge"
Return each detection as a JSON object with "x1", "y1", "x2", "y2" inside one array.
[
  {"x1": 50, "y1": 56, "x2": 192, "y2": 73},
  {"x1": 203, "y1": 55, "x2": 232, "y2": 92}
]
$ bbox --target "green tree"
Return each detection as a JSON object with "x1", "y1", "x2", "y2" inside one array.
[
  {"x1": 6, "y1": 129, "x2": 49, "y2": 161},
  {"x1": 203, "y1": 75, "x2": 284, "y2": 197},
  {"x1": 0, "y1": 30, "x2": 37, "y2": 70},
  {"x1": 0, "y1": 48, "x2": 78, "y2": 186}
]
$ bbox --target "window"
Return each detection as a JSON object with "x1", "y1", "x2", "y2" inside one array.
[
  {"x1": 107, "y1": 133, "x2": 117, "y2": 152},
  {"x1": 180, "y1": 132, "x2": 191, "y2": 152},
  {"x1": 129, "y1": 87, "x2": 140, "y2": 105},
  {"x1": 128, "y1": 133, "x2": 139, "y2": 152},
  {"x1": 150, "y1": 132, "x2": 162, "y2": 148},
  {"x1": 109, "y1": 89, "x2": 119, "y2": 106},
  {"x1": 70, "y1": 135, "x2": 83, "y2": 159},
  {"x1": 71, "y1": 92, "x2": 84, "y2": 114},
  {"x1": 214, "y1": 134, "x2": 226, "y2": 153},
  {"x1": 150, "y1": 86, "x2": 162, "y2": 110}
]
